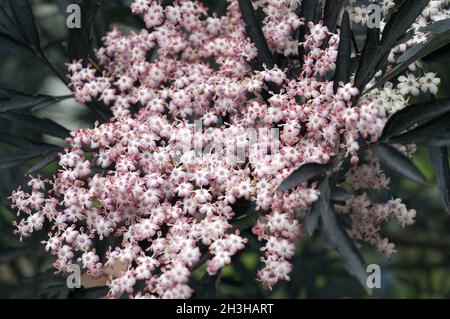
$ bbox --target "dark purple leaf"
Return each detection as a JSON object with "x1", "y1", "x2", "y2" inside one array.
[
  {"x1": 304, "y1": 177, "x2": 330, "y2": 236},
  {"x1": 334, "y1": 11, "x2": 352, "y2": 92},
  {"x1": 0, "y1": 89, "x2": 58, "y2": 113},
  {"x1": 277, "y1": 163, "x2": 331, "y2": 192},
  {"x1": 365, "y1": 19, "x2": 450, "y2": 94},
  {"x1": 68, "y1": 0, "x2": 99, "y2": 63},
  {"x1": 382, "y1": 98, "x2": 450, "y2": 139},
  {"x1": 320, "y1": 201, "x2": 370, "y2": 293},
  {"x1": 1, "y1": 112, "x2": 70, "y2": 139},
  {"x1": 324, "y1": 0, "x2": 345, "y2": 33},
  {"x1": 372, "y1": 143, "x2": 428, "y2": 185},
  {"x1": 429, "y1": 146, "x2": 450, "y2": 215},
  {"x1": 8, "y1": 0, "x2": 40, "y2": 48}
]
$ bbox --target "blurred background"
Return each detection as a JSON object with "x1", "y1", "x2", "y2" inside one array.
[{"x1": 0, "y1": 0, "x2": 449, "y2": 299}]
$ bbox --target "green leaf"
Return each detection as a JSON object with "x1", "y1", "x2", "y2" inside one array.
[
  {"x1": 382, "y1": 98, "x2": 450, "y2": 139},
  {"x1": 372, "y1": 143, "x2": 428, "y2": 185},
  {"x1": 320, "y1": 201, "x2": 369, "y2": 293},
  {"x1": 429, "y1": 146, "x2": 450, "y2": 215},
  {"x1": 238, "y1": 0, "x2": 275, "y2": 68},
  {"x1": 277, "y1": 163, "x2": 331, "y2": 192},
  {"x1": 0, "y1": 89, "x2": 58, "y2": 113},
  {"x1": 333, "y1": 11, "x2": 352, "y2": 92},
  {"x1": 0, "y1": 112, "x2": 70, "y2": 139}
]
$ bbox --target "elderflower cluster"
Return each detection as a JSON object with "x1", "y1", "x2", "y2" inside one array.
[
  {"x1": 10, "y1": 0, "x2": 448, "y2": 298},
  {"x1": 337, "y1": 193, "x2": 416, "y2": 256}
]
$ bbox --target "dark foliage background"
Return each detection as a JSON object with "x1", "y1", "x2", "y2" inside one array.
[{"x1": 0, "y1": 0, "x2": 449, "y2": 299}]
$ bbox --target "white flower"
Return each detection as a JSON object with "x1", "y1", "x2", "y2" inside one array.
[
  {"x1": 377, "y1": 238, "x2": 397, "y2": 257},
  {"x1": 289, "y1": 0, "x2": 302, "y2": 9},
  {"x1": 338, "y1": 83, "x2": 359, "y2": 101},
  {"x1": 397, "y1": 73, "x2": 421, "y2": 96},
  {"x1": 353, "y1": 6, "x2": 368, "y2": 25},
  {"x1": 420, "y1": 72, "x2": 441, "y2": 95}
]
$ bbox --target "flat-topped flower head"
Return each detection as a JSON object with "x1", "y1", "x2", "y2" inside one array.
[{"x1": 10, "y1": 0, "x2": 449, "y2": 298}]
